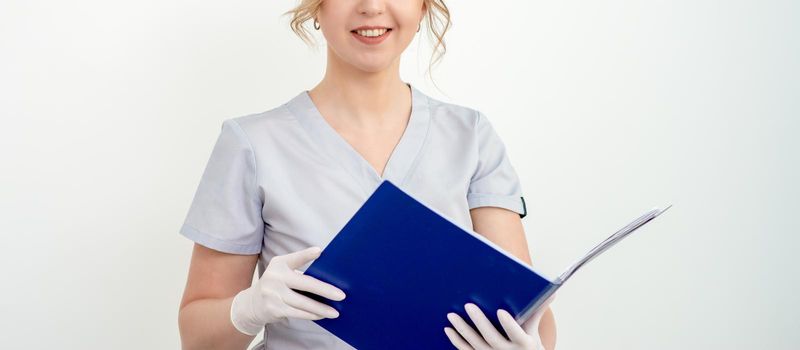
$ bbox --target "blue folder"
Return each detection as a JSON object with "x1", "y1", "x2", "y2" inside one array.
[{"x1": 299, "y1": 179, "x2": 670, "y2": 349}]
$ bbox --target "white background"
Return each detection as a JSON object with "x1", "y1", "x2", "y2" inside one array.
[{"x1": 1, "y1": 0, "x2": 798, "y2": 349}]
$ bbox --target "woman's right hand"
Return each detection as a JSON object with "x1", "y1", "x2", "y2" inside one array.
[{"x1": 229, "y1": 246, "x2": 347, "y2": 336}]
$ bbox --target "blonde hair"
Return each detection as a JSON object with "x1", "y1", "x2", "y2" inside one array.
[{"x1": 282, "y1": 0, "x2": 452, "y2": 86}]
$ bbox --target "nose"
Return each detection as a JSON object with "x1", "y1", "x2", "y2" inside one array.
[{"x1": 356, "y1": 0, "x2": 385, "y2": 16}]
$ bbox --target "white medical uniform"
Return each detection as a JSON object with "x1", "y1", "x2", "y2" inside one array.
[{"x1": 179, "y1": 82, "x2": 527, "y2": 349}]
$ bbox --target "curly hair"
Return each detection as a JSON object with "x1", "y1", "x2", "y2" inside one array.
[{"x1": 282, "y1": 0, "x2": 452, "y2": 85}]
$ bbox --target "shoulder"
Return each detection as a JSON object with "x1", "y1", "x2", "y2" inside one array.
[
  {"x1": 218, "y1": 97, "x2": 302, "y2": 143},
  {"x1": 421, "y1": 93, "x2": 509, "y2": 151},
  {"x1": 228, "y1": 104, "x2": 293, "y2": 132},
  {"x1": 424, "y1": 93, "x2": 483, "y2": 131}
]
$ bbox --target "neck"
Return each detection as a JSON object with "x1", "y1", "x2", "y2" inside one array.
[{"x1": 308, "y1": 49, "x2": 410, "y2": 127}]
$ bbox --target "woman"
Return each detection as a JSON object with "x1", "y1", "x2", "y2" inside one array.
[{"x1": 177, "y1": 1, "x2": 557, "y2": 349}]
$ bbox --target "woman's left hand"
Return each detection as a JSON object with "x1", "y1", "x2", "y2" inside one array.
[{"x1": 444, "y1": 294, "x2": 555, "y2": 350}]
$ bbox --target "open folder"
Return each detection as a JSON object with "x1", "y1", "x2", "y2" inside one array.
[{"x1": 299, "y1": 179, "x2": 671, "y2": 349}]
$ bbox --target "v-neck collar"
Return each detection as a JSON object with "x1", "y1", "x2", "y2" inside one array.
[{"x1": 285, "y1": 82, "x2": 431, "y2": 195}]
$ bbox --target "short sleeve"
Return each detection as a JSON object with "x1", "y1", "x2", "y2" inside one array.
[
  {"x1": 179, "y1": 119, "x2": 265, "y2": 254},
  {"x1": 467, "y1": 110, "x2": 528, "y2": 218}
]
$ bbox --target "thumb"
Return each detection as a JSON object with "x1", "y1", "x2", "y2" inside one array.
[
  {"x1": 522, "y1": 309, "x2": 545, "y2": 334},
  {"x1": 281, "y1": 246, "x2": 323, "y2": 269},
  {"x1": 523, "y1": 294, "x2": 555, "y2": 333}
]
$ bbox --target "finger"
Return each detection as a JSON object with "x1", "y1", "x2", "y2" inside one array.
[
  {"x1": 497, "y1": 309, "x2": 531, "y2": 345},
  {"x1": 444, "y1": 327, "x2": 474, "y2": 350},
  {"x1": 447, "y1": 312, "x2": 490, "y2": 349},
  {"x1": 531, "y1": 294, "x2": 556, "y2": 324},
  {"x1": 522, "y1": 295, "x2": 555, "y2": 334},
  {"x1": 525, "y1": 308, "x2": 547, "y2": 334},
  {"x1": 282, "y1": 289, "x2": 340, "y2": 319},
  {"x1": 531, "y1": 294, "x2": 556, "y2": 321},
  {"x1": 284, "y1": 272, "x2": 346, "y2": 301},
  {"x1": 523, "y1": 312, "x2": 544, "y2": 335},
  {"x1": 281, "y1": 305, "x2": 327, "y2": 321},
  {"x1": 464, "y1": 303, "x2": 508, "y2": 348},
  {"x1": 279, "y1": 246, "x2": 323, "y2": 270}
]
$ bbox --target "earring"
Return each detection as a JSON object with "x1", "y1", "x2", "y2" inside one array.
[{"x1": 314, "y1": 18, "x2": 320, "y2": 30}]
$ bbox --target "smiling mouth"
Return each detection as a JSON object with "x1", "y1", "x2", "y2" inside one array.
[{"x1": 350, "y1": 28, "x2": 393, "y2": 37}]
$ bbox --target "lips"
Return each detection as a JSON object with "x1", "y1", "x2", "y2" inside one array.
[
  {"x1": 350, "y1": 28, "x2": 392, "y2": 45},
  {"x1": 351, "y1": 28, "x2": 392, "y2": 35},
  {"x1": 351, "y1": 25, "x2": 392, "y2": 31}
]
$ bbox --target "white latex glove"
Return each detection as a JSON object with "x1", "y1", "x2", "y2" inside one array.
[
  {"x1": 229, "y1": 246, "x2": 347, "y2": 336},
  {"x1": 444, "y1": 293, "x2": 556, "y2": 350}
]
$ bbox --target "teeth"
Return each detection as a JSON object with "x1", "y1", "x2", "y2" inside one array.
[{"x1": 355, "y1": 28, "x2": 388, "y2": 37}]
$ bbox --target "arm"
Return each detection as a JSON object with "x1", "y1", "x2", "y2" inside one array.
[
  {"x1": 178, "y1": 243, "x2": 259, "y2": 350},
  {"x1": 470, "y1": 207, "x2": 558, "y2": 350}
]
